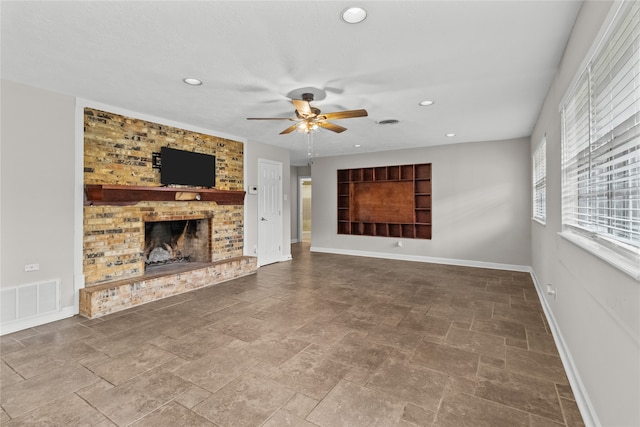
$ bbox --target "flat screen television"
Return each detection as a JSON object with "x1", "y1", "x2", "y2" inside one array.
[{"x1": 160, "y1": 147, "x2": 216, "y2": 187}]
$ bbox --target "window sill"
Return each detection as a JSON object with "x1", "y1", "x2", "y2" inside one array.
[
  {"x1": 532, "y1": 218, "x2": 546, "y2": 226},
  {"x1": 558, "y1": 231, "x2": 640, "y2": 281}
]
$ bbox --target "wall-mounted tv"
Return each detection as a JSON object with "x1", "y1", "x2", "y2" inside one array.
[{"x1": 160, "y1": 147, "x2": 216, "y2": 187}]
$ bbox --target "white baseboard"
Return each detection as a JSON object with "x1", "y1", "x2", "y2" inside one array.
[
  {"x1": 309, "y1": 246, "x2": 531, "y2": 272},
  {"x1": 291, "y1": 239, "x2": 300, "y2": 244},
  {"x1": 529, "y1": 271, "x2": 600, "y2": 427},
  {"x1": 0, "y1": 306, "x2": 77, "y2": 336}
]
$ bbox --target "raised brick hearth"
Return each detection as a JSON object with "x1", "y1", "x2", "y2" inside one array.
[{"x1": 79, "y1": 256, "x2": 256, "y2": 318}]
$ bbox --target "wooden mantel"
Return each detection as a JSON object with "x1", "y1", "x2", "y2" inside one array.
[{"x1": 85, "y1": 184, "x2": 246, "y2": 206}]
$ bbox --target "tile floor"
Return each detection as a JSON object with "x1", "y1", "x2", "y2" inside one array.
[{"x1": 0, "y1": 243, "x2": 584, "y2": 426}]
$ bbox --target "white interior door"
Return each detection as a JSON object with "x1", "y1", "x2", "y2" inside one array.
[{"x1": 258, "y1": 159, "x2": 282, "y2": 266}]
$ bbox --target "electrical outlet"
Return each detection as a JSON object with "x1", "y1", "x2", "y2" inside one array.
[
  {"x1": 24, "y1": 263, "x2": 40, "y2": 272},
  {"x1": 546, "y1": 284, "x2": 557, "y2": 300}
]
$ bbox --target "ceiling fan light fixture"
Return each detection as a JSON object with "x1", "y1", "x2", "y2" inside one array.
[
  {"x1": 297, "y1": 121, "x2": 319, "y2": 133},
  {"x1": 341, "y1": 7, "x2": 367, "y2": 24},
  {"x1": 183, "y1": 78, "x2": 203, "y2": 86}
]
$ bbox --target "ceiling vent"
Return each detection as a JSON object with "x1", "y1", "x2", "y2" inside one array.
[{"x1": 376, "y1": 119, "x2": 399, "y2": 125}]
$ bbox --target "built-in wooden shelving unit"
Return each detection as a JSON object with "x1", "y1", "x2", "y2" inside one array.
[{"x1": 337, "y1": 163, "x2": 431, "y2": 239}]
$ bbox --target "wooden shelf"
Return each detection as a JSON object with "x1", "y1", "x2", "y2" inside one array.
[
  {"x1": 85, "y1": 184, "x2": 246, "y2": 206},
  {"x1": 337, "y1": 163, "x2": 431, "y2": 239}
]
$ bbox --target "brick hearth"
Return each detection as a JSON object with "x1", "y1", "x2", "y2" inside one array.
[{"x1": 79, "y1": 256, "x2": 256, "y2": 318}]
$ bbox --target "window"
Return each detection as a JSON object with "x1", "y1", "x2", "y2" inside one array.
[
  {"x1": 533, "y1": 139, "x2": 547, "y2": 223},
  {"x1": 561, "y1": 1, "x2": 639, "y2": 277}
]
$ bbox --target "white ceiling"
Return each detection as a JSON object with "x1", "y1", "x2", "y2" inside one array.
[{"x1": 1, "y1": 1, "x2": 582, "y2": 165}]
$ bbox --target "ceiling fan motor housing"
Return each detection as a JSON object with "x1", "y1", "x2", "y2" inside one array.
[{"x1": 295, "y1": 107, "x2": 321, "y2": 119}]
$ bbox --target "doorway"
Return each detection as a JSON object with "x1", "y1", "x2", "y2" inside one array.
[
  {"x1": 299, "y1": 177, "x2": 312, "y2": 243},
  {"x1": 258, "y1": 159, "x2": 283, "y2": 266}
]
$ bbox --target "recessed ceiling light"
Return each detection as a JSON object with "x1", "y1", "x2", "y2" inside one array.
[
  {"x1": 183, "y1": 78, "x2": 203, "y2": 86},
  {"x1": 341, "y1": 7, "x2": 367, "y2": 24},
  {"x1": 419, "y1": 100, "x2": 434, "y2": 106},
  {"x1": 377, "y1": 119, "x2": 399, "y2": 125},
  {"x1": 446, "y1": 133, "x2": 456, "y2": 137},
  {"x1": 354, "y1": 144, "x2": 362, "y2": 148}
]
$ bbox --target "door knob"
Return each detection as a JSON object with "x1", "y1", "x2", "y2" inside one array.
[{"x1": 261, "y1": 217, "x2": 267, "y2": 221}]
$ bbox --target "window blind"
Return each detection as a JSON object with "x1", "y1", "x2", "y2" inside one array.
[
  {"x1": 533, "y1": 139, "x2": 546, "y2": 222},
  {"x1": 561, "y1": 1, "x2": 639, "y2": 266}
]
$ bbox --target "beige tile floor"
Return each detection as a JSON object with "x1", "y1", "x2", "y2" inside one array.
[{"x1": 0, "y1": 243, "x2": 584, "y2": 426}]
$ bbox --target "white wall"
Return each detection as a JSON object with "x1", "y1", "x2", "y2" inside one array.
[
  {"x1": 1, "y1": 80, "x2": 77, "y2": 328},
  {"x1": 244, "y1": 140, "x2": 291, "y2": 260},
  {"x1": 311, "y1": 138, "x2": 531, "y2": 269},
  {"x1": 530, "y1": 1, "x2": 639, "y2": 426}
]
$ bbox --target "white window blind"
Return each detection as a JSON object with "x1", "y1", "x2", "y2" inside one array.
[
  {"x1": 561, "y1": 1, "x2": 640, "y2": 274},
  {"x1": 533, "y1": 139, "x2": 546, "y2": 222}
]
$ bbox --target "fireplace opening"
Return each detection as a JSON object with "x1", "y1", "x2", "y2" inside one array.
[{"x1": 144, "y1": 219, "x2": 210, "y2": 271}]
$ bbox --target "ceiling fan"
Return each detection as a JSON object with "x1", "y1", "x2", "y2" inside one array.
[{"x1": 247, "y1": 93, "x2": 368, "y2": 134}]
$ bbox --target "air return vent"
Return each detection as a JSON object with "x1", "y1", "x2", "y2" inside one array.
[{"x1": 1, "y1": 280, "x2": 60, "y2": 325}]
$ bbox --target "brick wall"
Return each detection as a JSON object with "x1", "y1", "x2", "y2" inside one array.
[{"x1": 83, "y1": 108, "x2": 244, "y2": 286}]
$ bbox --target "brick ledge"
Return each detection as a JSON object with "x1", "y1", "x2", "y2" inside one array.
[{"x1": 79, "y1": 256, "x2": 257, "y2": 318}]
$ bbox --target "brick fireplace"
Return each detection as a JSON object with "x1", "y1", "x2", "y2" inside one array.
[{"x1": 79, "y1": 108, "x2": 256, "y2": 318}]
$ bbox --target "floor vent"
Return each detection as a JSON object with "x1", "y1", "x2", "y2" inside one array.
[{"x1": 1, "y1": 280, "x2": 60, "y2": 325}]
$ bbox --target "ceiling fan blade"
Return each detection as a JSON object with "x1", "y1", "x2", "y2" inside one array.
[
  {"x1": 246, "y1": 117, "x2": 295, "y2": 120},
  {"x1": 320, "y1": 109, "x2": 368, "y2": 120},
  {"x1": 292, "y1": 99, "x2": 313, "y2": 117},
  {"x1": 318, "y1": 121, "x2": 347, "y2": 133},
  {"x1": 280, "y1": 124, "x2": 299, "y2": 134}
]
